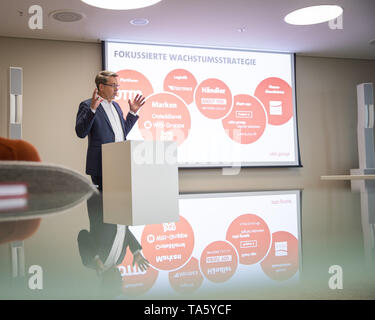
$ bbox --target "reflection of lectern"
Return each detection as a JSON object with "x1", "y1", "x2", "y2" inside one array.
[
  {"x1": 102, "y1": 140, "x2": 179, "y2": 226},
  {"x1": 350, "y1": 83, "x2": 375, "y2": 266}
]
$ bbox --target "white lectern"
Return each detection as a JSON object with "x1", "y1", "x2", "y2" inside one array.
[{"x1": 102, "y1": 140, "x2": 179, "y2": 226}]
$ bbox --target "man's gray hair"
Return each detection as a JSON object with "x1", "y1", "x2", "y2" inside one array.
[{"x1": 95, "y1": 70, "x2": 118, "y2": 89}]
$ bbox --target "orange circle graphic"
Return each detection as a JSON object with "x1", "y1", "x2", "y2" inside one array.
[
  {"x1": 199, "y1": 240, "x2": 238, "y2": 283},
  {"x1": 254, "y1": 77, "x2": 293, "y2": 126},
  {"x1": 222, "y1": 94, "x2": 267, "y2": 144},
  {"x1": 138, "y1": 92, "x2": 191, "y2": 146},
  {"x1": 168, "y1": 257, "x2": 203, "y2": 294},
  {"x1": 260, "y1": 231, "x2": 299, "y2": 281},
  {"x1": 141, "y1": 216, "x2": 195, "y2": 271},
  {"x1": 195, "y1": 78, "x2": 233, "y2": 119},
  {"x1": 113, "y1": 69, "x2": 154, "y2": 114},
  {"x1": 226, "y1": 214, "x2": 271, "y2": 265},
  {"x1": 164, "y1": 69, "x2": 197, "y2": 105},
  {"x1": 118, "y1": 247, "x2": 159, "y2": 296}
]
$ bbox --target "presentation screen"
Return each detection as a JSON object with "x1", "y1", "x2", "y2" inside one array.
[
  {"x1": 103, "y1": 41, "x2": 300, "y2": 168},
  {"x1": 118, "y1": 190, "x2": 302, "y2": 298}
]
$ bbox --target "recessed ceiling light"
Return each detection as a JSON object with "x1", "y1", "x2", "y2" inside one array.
[
  {"x1": 130, "y1": 18, "x2": 149, "y2": 26},
  {"x1": 284, "y1": 5, "x2": 343, "y2": 25},
  {"x1": 49, "y1": 10, "x2": 85, "y2": 22},
  {"x1": 81, "y1": 0, "x2": 162, "y2": 10}
]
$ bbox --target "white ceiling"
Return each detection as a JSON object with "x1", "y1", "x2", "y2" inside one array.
[{"x1": 1, "y1": 0, "x2": 375, "y2": 59}]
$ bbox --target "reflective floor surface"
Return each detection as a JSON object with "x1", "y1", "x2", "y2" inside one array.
[{"x1": 0, "y1": 183, "x2": 374, "y2": 300}]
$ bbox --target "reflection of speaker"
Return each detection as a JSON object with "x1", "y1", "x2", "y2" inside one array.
[{"x1": 9, "y1": 67, "x2": 23, "y2": 139}]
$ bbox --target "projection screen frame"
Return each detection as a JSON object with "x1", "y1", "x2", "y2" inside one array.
[{"x1": 102, "y1": 40, "x2": 302, "y2": 169}]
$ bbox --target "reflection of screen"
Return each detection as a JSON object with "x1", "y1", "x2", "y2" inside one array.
[
  {"x1": 103, "y1": 41, "x2": 300, "y2": 168},
  {"x1": 118, "y1": 190, "x2": 302, "y2": 297}
]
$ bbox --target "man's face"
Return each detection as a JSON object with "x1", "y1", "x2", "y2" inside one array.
[{"x1": 99, "y1": 76, "x2": 119, "y2": 101}]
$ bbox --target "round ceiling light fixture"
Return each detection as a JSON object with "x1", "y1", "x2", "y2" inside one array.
[
  {"x1": 130, "y1": 18, "x2": 149, "y2": 26},
  {"x1": 81, "y1": 0, "x2": 162, "y2": 10},
  {"x1": 49, "y1": 10, "x2": 85, "y2": 22},
  {"x1": 284, "y1": 5, "x2": 343, "y2": 25}
]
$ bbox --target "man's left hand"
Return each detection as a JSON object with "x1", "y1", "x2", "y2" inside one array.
[
  {"x1": 128, "y1": 94, "x2": 146, "y2": 114},
  {"x1": 132, "y1": 251, "x2": 150, "y2": 272}
]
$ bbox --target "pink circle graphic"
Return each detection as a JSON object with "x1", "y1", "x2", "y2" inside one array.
[
  {"x1": 195, "y1": 78, "x2": 232, "y2": 119},
  {"x1": 118, "y1": 247, "x2": 159, "y2": 296},
  {"x1": 222, "y1": 94, "x2": 267, "y2": 144},
  {"x1": 138, "y1": 92, "x2": 191, "y2": 146},
  {"x1": 114, "y1": 69, "x2": 154, "y2": 114},
  {"x1": 260, "y1": 231, "x2": 299, "y2": 281},
  {"x1": 226, "y1": 214, "x2": 271, "y2": 265},
  {"x1": 141, "y1": 216, "x2": 195, "y2": 271},
  {"x1": 254, "y1": 77, "x2": 293, "y2": 126},
  {"x1": 199, "y1": 240, "x2": 238, "y2": 283},
  {"x1": 164, "y1": 69, "x2": 197, "y2": 105},
  {"x1": 168, "y1": 257, "x2": 203, "y2": 294}
]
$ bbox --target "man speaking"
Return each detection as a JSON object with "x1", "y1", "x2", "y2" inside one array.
[
  {"x1": 75, "y1": 70, "x2": 145, "y2": 190},
  {"x1": 76, "y1": 71, "x2": 149, "y2": 281}
]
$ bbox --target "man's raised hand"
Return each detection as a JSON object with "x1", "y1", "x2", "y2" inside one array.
[
  {"x1": 90, "y1": 88, "x2": 104, "y2": 111},
  {"x1": 128, "y1": 94, "x2": 146, "y2": 114}
]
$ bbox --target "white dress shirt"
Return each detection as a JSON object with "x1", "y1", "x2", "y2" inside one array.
[
  {"x1": 103, "y1": 224, "x2": 126, "y2": 270},
  {"x1": 99, "y1": 225, "x2": 141, "y2": 270},
  {"x1": 91, "y1": 99, "x2": 137, "y2": 142},
  {"x1": 100, "y1": 100, "x2": 124, "y2": 142}
]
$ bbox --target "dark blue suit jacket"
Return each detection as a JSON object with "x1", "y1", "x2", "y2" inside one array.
[
  {"x1": 75, "y1": 98, "x2": 138, "y2": 176},
  {"x1": 77, "y1": 193, "x2": 142, "y2": 269}
]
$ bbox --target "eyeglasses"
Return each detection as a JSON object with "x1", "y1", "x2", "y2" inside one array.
[{"x1": 103, "y1": 83, "x2": 120, "y2": 89}]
